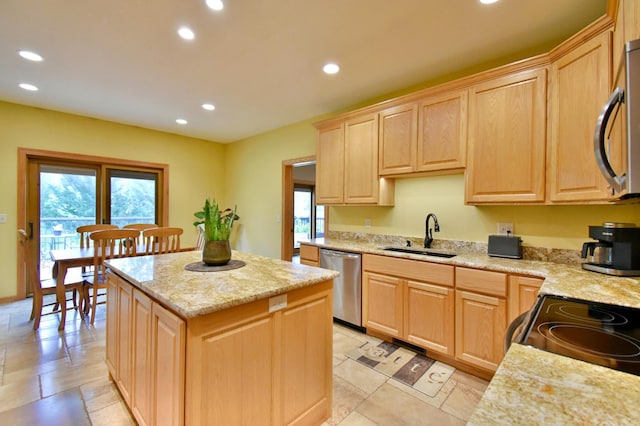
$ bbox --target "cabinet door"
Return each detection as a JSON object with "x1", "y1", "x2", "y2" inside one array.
[
  {"x1": 363, "y1": 271, "x2": 403, "y2": 337},
  {"x1": 379, "y1": 103, "x2": 418, "y2": 175},
  {"x1": 281, "y1": 291, "x2": 333, "y2": 425},
  {"x1": 405, "y1": 280, "x2": 454, "y2": 356},
  {"x1": 105, "y1": 273, "x2": 119, "y2": 377},
  {"x1": 455, "y1": 290, "x2": 506, "y2": 372},
  {"x1": 417, "y1": 90, "x2": 467, "y2": 173},
  {"x1": 116, "y1": 277, "x2": 134, "y2": 404},
  {"x1": 131, "y1": 289, "x2": 152, "y2": 426},
  {"x1": 344, "y1": 113, "x2": 380, "y2": 204},
  {"x1": 316, "y1": 123, "x2": 344, "y2": 204},
  {"x1": 299, "y1": 244, "x2": 320, "y2": 267},
  {"x1": 548, "y1": 31, "x2": 615, "y2": 202},
  {"x1": 466, "y1": 68, "x2": 547, "y2": 204},
  {"x1": 508, "y1": 275, "x2": 543, "y2": 324},
  {"x1": 152, "y1": 303, "x2": 185, "y2": 426}
]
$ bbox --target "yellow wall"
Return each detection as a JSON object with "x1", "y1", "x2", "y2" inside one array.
[
  {"x1": 224, "y1": 120, "x2": 318, "y2": 257},
  {"x1": 329, "y1": 174, "x2": 640, "y2": 250},
  {"x1": 0, "y1": 101, "x2": 226, "y2": 299}
]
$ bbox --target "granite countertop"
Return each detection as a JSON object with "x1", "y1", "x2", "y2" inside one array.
[
  {"x1": 105, "y1": 250, "x2": 339, "y2": 319},
  {"x1": 302, "y1": 238, "x2": 640, "y2": 308},
  {"x1": 301, "y1": 237, "x2": 640, "y2": 425}
]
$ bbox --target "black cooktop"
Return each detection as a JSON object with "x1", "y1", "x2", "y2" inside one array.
[{"x1": 520, "y1": 295, "x2": 640, "y2": 376}]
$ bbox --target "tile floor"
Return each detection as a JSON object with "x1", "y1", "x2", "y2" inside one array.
[{"x1": 0, "y1": 296, "x2": 488, "y2": 425}]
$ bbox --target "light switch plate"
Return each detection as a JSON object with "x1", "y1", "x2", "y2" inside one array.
[{"x1": 0, "y1": 214, "x2": 7, "y2": 224}]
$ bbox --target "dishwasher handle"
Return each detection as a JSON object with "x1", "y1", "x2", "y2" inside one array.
[{"x1": 320, "y1": 249, "x2": 361, "y2": 260}]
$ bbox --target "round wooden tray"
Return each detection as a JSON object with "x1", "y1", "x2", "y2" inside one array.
[{"x1": 184, "y1": 259, "x2": 246, "y2": 272}]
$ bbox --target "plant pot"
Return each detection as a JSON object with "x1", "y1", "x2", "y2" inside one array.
[{"x1": 202, "y1": 240, "x2": 231, "y2": 266}]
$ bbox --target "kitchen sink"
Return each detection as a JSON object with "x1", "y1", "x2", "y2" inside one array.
[{"x1": 381, "y1": 246, "x2": 456, "y2": 258}]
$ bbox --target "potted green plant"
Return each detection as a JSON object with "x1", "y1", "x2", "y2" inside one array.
[{"x1": 193, "y1": 198, "x2": 239, "y2": 266}]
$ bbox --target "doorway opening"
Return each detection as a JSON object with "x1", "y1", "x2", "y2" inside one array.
[{"x1": 281, "y1": 156, "x2": 326, "y2": 261}]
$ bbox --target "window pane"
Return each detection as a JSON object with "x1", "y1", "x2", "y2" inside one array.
[
  {"x1": 294, "y1": 189, "x2": 312, "y2": 249},
  {"x1": 40, "y1": 165, "x2": 97, "y2": 278},
  {"x1": 110, "y1": 173, "x2": 157, "y2": 227}
]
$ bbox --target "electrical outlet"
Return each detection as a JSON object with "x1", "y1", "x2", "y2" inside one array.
[
  {"x1": 0, "y1": 213, "x2": 6, "y2": 224},
  {"x1": 364, "y1": 218, "x2": 371, "y2": 227},
  {"x1": 497, "y1": 222, "x2": 514, "y2": 235}
]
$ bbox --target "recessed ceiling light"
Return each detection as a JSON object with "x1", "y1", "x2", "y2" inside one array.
[
  {"x1": 177, "y1": 27, "x2": 195, "y2": 40},
  {"x1": 18, "y1": 50, "x2": 43, "y2": 62},
  {"x1": 176, "y1": 118, "x2": 188, "y2": 125},
  {"x1": 202, "y1": 103, "x2": 216, "y2": 111},
  {"x1": 206, "y1": 0, "x2": 224, "y2": 11},
  {"x1": 19, "y1": 83, "x2": 38, "y2": 91},
  {"x1": 323, "y1": 63, "x2": 340, "y2": 75},
  {"x1": 480, "y1": 0, "x2": 499, "y2": 4}
]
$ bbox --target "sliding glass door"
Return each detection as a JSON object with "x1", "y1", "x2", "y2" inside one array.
[{"x1": 26, "y1": 157, "x2": 163, "y2": 285}]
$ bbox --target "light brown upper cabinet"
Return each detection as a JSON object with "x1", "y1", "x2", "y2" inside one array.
[
  {"x1": 465, "y1": 68, "x2": 547, "y2": 204},
  {"x1": 378, "y1": 91, "x2": 467, "y2": 177},
  {"x1": 548, "y1": 31, "x2": 616, "y2": 203},
  {"x1": 316, "y1": 122, "x2": 345, "y2": 204},
  {"x1": 378, "y1": 103, "x2": 418, "y2": 176},
  {"x1": 315, "y1": 112, "x2": 394, "y2": 205},
  {"x1": 417, "y1": 90, "x2": 467, "y2": 173}
]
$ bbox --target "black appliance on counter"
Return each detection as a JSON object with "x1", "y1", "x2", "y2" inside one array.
[
  {"x1": 519, "y1": 295, "x2": 640, "y2": 376},
  {"x1": 581, "y1": 222, "x2": 640, "y2": 276}
]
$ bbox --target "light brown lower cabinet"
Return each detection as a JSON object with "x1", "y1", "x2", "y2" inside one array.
[
  {"x1": 454, "y1": 267, "x2": 507, "y2": 372},
  {"x1": 107, "y1": 272, "x2": 185, "y2": 426},
  {"x1": 299, "y1": 244, "x2": 320, "y2": 267},
  {"x1": 362, "y1": 254, "x2": 455, "y2": 356},
  {"x1": 454, "y1": 290, "x2": 507, "y2": 372},
  {"x1": 508, "y1": 275, "x2": 543, "y2": 323},
  {"x1": 107, "y1": 272, "x2": 333, "y2": 426}
]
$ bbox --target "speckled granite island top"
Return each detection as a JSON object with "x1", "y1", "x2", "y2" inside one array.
[{"x1": 105, "y1": 250, "x2": 339, "y2": 319}]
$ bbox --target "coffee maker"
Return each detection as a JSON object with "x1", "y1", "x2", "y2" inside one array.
[{"x1": 581, "y1": 222, "x2": 640, "y2": 276}]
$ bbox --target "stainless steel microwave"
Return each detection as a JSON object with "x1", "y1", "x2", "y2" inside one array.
[{"x1": 595, "y1": 38, "x2": 640, "y2": 201}]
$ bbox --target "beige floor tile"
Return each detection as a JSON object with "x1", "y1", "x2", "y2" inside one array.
[
  {"x1": 441, "y1": 381, "x2": 485, "y2": 422},
  {"x1": 89, "y1": 399, "x2": 137, "y2": 426},
  {"x1": 327, "y1": 376, "x2": 369, "y2": 425},
  {"x1": 449, "y1": 369, "x2": 489, "y2": 392},
  {"x1": 40, "y1": 360, "x2": 109, "y2": 398},
  {"x1": 338, "y1": 411, "x2": 379, "y2": 426},
  {"x1": 3, "y1": 336, "x2": 68, "y2": 374},
  {"x1": 334, "y1": 331, "x2": 367, "y2": 364},
  {"x1": 333, "y1": 359, "x2": 387, "y2": 395},
  {"x1": 357, "y1": 382, "x2": 466, "y2": 426},
  {"x1": 0, "y1": 387, "x2": 90, "y2": 425},
  {"x1": 0, "y1": 376, "x2": 41, "y2": 412},
  {"x1": 81, "y1": 376, "x2": 124, "y2": 413},
  {"x1": 2, "y1": 357, "x2": 70, "y2": 386},
  {"x1": 67, "y1": 340, "x2": 107, "y2": 366}
]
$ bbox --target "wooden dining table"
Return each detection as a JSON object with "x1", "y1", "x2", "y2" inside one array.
[{"x1": 49, "y1": 245, "x2": 196, "y2": 330}]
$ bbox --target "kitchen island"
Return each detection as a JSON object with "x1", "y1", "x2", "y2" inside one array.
[{"x1": 104, "y1": 250, "x2": 338, "y2": 426}]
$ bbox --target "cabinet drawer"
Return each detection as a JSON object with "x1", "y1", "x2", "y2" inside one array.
[
  {"x1": 363, "y1": 254, "x2": 453, "y2": 287},
  {"x1": 456, "y1": 267, "x2": 507, "y2": 297},
  {"x1": 300, "y1": 244, "x2": 319, "y2": 262}
]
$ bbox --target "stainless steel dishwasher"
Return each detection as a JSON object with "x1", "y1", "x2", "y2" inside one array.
[{"x1": 319, "y1": 249, "x2": 362, "y2": 328}]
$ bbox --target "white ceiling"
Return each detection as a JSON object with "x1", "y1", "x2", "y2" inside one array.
[{"x1": 0, "y1": 0, "x2": 608, "y2": 143}]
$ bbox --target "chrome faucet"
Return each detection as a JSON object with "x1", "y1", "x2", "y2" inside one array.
[{"x1": 424, "y1": 213, "x2": 440, "y2": 248}]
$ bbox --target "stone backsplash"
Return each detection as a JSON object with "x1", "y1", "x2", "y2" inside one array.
[{"x1": 326, "y1": 231, "x2": 583, "y2": 266}]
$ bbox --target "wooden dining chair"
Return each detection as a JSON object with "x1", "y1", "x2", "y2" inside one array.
[
  {"x1": 18, "y1": 229, "x2": 85, "y2": 330},
  {"x1": 143, "y1": 226, "x2": 183, "y2": 254},
  {"x1": 77, "y1": 224, "x2": 119, "y2": 248},
  {"x1": 195, "y1": 223, "x2": 205, "y2": 250},
  {"x1": 83, "y1": 228, "x2": 140, "y2": 325},
  {"x1": 123, "y1": 223, "x2": 159, "y2": 244}
]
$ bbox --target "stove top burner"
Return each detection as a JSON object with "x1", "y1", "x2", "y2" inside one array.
[{"x1": 521, "y1": 295, "x2": 640, "y2": 376}]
